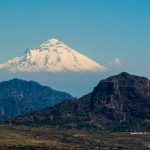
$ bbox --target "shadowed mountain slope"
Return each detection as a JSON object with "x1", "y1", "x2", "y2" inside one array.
[
  {"x1": 0, "y1": 78, "x2": 73, "y2": 121},
  {"x1": 12, "y1": 72, "x2": 150, "y2": 131}
]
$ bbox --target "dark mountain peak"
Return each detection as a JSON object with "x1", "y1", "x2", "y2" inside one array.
[
  {"x1": 96, "y1": 72, "x2": 149, "y2": 89},
  {"x1": 9, "y1": 78, "x2": 39, "y2": 84},
  {"x1": 92, "y1": 72, "x2": 150, "y2": 101},
  {"x1": 119, "y1": 72, "x2": 130, "y2": 76},
  {"x1": 90, "y1": 72, "x2": 150, "y2": 122},
  {"x1": 3, "y1": 78, "x2": 31, "y2": 84},
  {"x1": 10, "y1": 78, "x2": 21, "y2": 81},
  {"x1": 117, "y1": 71, "x2": 149, "y2": 80},
  {"x1": 7, "y1": 78, "x2": 24, "y2": 83},
  {"x1": 106, "y1": 72, "x2": 147, "y2": 81},
  {"x1": 1, "y1": 78, "x2": 51, "y2": 89},
  {"x1": 0, "y1": 79, "x2": 73, "y2": 122}
]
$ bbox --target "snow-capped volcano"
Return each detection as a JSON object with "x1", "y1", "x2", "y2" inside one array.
[{"x1": 0, "y1": 38, "x2": 106, "y2": 73}]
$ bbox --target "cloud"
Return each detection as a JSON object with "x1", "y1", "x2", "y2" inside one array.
[{"x1": 109, "y1": 58, "x2": 122, "y2": 66}]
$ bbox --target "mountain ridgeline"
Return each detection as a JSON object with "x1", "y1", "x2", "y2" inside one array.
[
  {"x1": 12, "y1": 72, "x2": 150, "y2": 132},
  {"x1": 0, "y1": 78, "x2": 73, "y2": 122}
]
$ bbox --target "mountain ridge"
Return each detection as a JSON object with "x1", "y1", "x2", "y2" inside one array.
[
  {"x1": 0, "y1": 78, "x2": 73, "y2": 122},
  {"x1": 11, "y1": 72, "x2": 150, "y2": 131}
]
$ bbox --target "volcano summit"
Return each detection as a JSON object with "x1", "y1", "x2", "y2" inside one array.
[{"x1": 0, "y1": 39, "x2": 106, "y2": 73}]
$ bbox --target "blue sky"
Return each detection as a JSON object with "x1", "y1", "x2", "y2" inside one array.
[{"x1": 0, "y1": 0, "x2": 150, "y2": 77}]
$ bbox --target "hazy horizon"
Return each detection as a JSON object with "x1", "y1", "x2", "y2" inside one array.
[{"x1": 0, "y1": 0, "x2": 150, "y2": 96}]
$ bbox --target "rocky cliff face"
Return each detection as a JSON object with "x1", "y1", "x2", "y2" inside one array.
[
  {"x1": 12, "y1": 73, "x2": 150, "y2": 131},
  {"x1": 90, "y1": 72, "x2": 150, "y2": 122},
  {"x1": 0, "y1": 78, "x2": 73, "y2": 122}
]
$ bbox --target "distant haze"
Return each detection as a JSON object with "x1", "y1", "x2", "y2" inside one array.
[{"x1": 0, "y1": 0, "x2": 150, "y2": 96}]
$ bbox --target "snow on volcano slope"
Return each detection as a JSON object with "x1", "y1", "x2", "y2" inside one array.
[{"x1": 0, "y1": 39, "x2": 106, "y2": 73}]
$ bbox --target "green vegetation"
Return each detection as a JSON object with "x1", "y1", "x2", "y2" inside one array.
[{"x1": 0, "y1": 125, "x2": 150, "y2": 150}]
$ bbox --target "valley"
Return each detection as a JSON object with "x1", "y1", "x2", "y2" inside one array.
[{"x1": 0, "y1": 125, "x2": 150, "y2": 150}]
